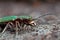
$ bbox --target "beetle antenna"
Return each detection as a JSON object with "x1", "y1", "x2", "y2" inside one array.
[{"x1": 33, "y1": 13, "x2": 54, "y2": 20}]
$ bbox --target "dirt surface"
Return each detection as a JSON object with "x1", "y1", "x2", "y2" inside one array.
[{"x1": 0, "y1": 24, "x2": 60, "y2": 40}]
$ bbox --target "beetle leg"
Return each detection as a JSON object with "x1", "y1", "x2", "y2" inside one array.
[
  {"x1": 8, "y1": 22, "x2": 14, "y2": 29},
  {"x1": 23, "y1": 25, "x2": 32, "y2": 32},
  {"x1": 16, "y1": 21, "x2": 22, "y2": 31},
  {"x1": 0, "y1": 22, "x2": 14, "y2": 37},
  {"x1": 0, "y1": 22, "x2": 10, "y2": 37},
  {"x1": 1, "y1": 23, "x2": 10, "y2": 34},
  {"x1": 7, "y1": 22, "x2": 15, "y2": 33},
  {"x1": 23, "y1": 24, "x2": 27, "y2": 30},
  {"x1": 25, "y1": 25, "x2": 30, "y2": 32},
  {"x1": 15, "y1": 21, "x2": 21, "y2": 31},
  {"x1": 15, "y1": 21, "x2": 19, "y2": 36}
]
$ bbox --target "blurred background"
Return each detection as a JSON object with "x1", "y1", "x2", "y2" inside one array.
[
  {"x1": 0, "y1": 0, "x2": 60, "y2": 40},
  {"x1": 0, "y1": 0, "x2": 60, "y2": 24}
]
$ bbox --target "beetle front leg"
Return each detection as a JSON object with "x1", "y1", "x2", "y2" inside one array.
[{"x1": 23, "y1": 25, "x2": 32, "y2": 32}]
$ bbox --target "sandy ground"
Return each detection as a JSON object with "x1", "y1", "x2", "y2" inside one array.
[{"x1": 0, "y1": 24, "x2": 60, "y2": 40}]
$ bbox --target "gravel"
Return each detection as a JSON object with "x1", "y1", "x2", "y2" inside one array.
[{"x1": 0, "y1": 24, "x2": 60, "y2": 40}]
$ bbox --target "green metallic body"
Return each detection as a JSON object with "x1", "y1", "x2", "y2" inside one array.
[
  {"x1": 18, "y1": 16, "x2": 32, "y2": 19},
  {"x1": 0, "y1": 16, "x2": 32, "y2": 23}
]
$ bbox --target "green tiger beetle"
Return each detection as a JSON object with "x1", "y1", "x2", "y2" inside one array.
[
  {"x1": 0, "y1": 16, "x2": 36, "y2": 34},
  {"x1": 0, "y1": 14, "x2": 52, "y2": 37}
]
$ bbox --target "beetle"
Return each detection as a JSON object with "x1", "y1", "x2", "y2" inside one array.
[
  {"x1": 0, "y1": 14, "x2": 52, "y2": 35},
  {"x1": 0, "y1": 16, "x2": 37, "y2": 34}
]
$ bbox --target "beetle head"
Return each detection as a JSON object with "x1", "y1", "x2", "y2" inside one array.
[{"x1": 29, "y1": 20, "x2": 36, "y2": 26}]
